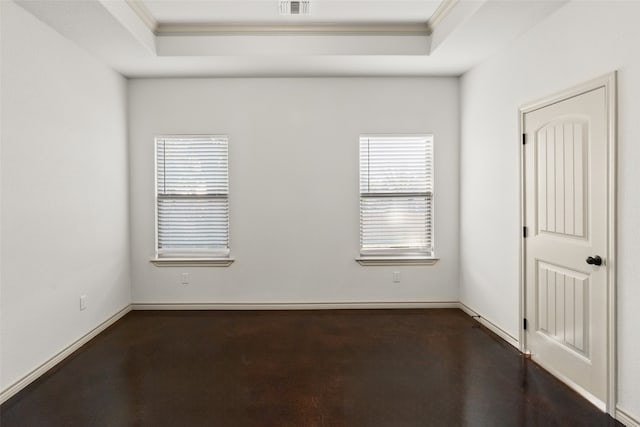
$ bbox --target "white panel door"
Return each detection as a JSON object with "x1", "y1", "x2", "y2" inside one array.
[{"x1": 523, "y1": 86, "x2": 609, "y2": 407}]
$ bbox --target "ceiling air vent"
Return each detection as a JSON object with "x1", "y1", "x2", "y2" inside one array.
[{"x1": 279, "y1": 0, "x2": 310, "y2": 15}]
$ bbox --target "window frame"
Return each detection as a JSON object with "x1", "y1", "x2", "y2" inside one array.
[
  {"x1": 151, "y1": 134, "x2": 234, "y2": 266},
  {"x1": 357, "y1": 134, "x2": 438, "y2": 266}
]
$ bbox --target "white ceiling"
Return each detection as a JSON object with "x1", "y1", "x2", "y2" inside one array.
[
  {"x1": 14, "y1": 0, "x2": 569, "y2": 78},
  {"x1": 142, "y1": 0, "x2": 442, "y2": 24}
]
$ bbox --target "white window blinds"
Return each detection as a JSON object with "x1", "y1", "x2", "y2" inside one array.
[
  {"x1": 156, "y1": 136, "x2": 229, "y2": 257},
  {"x1": 359, "y1": 135, "x2": 433, "y2": 256}
]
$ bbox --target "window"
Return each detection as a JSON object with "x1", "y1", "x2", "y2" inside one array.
[
  {"x1": 154, "y1": 136, "x2": 230, "y2": 262},
  {"x1": 358, "y1": 135, "x2": 434, "y2": 262}
]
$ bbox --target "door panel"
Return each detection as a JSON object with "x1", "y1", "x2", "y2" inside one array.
[
  {"x1": 536, "y1": 261, "x2": 588, "y2": 356},
  {"x1": 536, "y1": 119, "x2": 588, "y2": 238},
  {"x1": 524, "y1": 87, "x2": 608, "y2": 406}
]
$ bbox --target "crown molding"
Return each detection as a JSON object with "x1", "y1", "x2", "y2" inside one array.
[
  {"x1": 155, "y1": 22, "x2": 431, "y2": 36},
  {"x1": 125, "y1": 0, "x2": 158, "y2": 33},
  {"x1": 124, "y1": 0, "x2": 460, "y2": 37},
  {"x1": 426, "y1": 0, "x2": 459, "y2": 32}
]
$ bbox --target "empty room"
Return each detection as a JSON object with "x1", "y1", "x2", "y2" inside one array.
[{"x1": 0, "y1": 0, "x2": 638, "y2": 425}]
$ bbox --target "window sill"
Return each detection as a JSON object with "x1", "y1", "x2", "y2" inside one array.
[
  {"x1": 355, "y1": 256, "x2": 439, "y2": 266},
  {"x1": 150, "y1": 258, "x2": 235, "y2": 267}
]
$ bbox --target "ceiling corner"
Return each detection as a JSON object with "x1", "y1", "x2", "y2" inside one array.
[{"x1": 124, "y1": 0, "x2": 158, "y2": 34}]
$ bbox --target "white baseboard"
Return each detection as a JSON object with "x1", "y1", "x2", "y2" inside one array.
[
  {"x1": 458, "y1": 302, "x2": 520, "y2": 349},
  {"x1": 617, "y1": 407, "x2": 640, "y2": 427},
  {"x1": 132, "y1": 301, "x2": 460, "y2": 310},
  {"x1": 0, "y1": 299, "x2": 466, "y2": 406},
  {"x1": 7, "y1": 300, "x2": 629, "y2": 421},
  {"x1": 457, "y1": 302, "x2": 616, "y2": 414},
  {"x1": 0, "y1": 305, "x2": 132, "y2": 405},
  {"x1": 530, "y1": 355, "x2": 607, "y2": 412}
]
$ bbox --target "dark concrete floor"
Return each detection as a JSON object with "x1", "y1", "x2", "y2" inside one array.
[{"x1": 0, "y1": 309, "x2": 621, "y2": 427}]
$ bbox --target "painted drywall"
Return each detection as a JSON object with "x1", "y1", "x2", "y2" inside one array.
[
  {"x1": 460, "y1": 1, "x2": 640, "y2": 419},
  {"x1": 0, "y1": 0, "x2": 4, "y2": 393},
  {"x1": 0, "y1": 1, "x2": 131, "y2": 390},
  {"x1": 129, "y1": 78, "x2": 459, "y2": 304}
]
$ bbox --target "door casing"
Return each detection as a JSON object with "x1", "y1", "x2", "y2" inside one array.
[{"x1": 519, "y1": 72, "x2": 617, "y2": 414}]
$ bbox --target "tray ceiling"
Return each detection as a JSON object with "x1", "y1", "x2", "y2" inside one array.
[
  {"x1": 140, "y1": 0, "x2": 443, "y2": 24},
  {"x1": 14, "y1": 0, "x2": 569, "y2": 77}
]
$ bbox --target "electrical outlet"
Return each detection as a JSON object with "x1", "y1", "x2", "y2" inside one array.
[
  {"x1": 80, "y1": 295, "x2": 87, "y2": 311},
  {"x1": 393, "y1": 271, "x2": 401, "y2": 283},
  {"x1": 181, "y1": 272, "x2": 189, "y2": 285}
]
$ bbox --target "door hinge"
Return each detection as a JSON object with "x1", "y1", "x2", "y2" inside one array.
[
  {"x1": 522, "y1": 133, "x2": 526, "y2": 145},
  {"x1": 523, "y1": 318, "x2": 528, "y2": 330},
  {"x1": 523, "y1": 226, "x2": 528, "y2": 238}
]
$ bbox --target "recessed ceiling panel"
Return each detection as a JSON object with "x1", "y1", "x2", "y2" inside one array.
[
  {"x1": 14, "y1": 0, "x2": 570, "y2": 77},
  {"x1": 140, "y1": 0, "x2": 443, "y2": 24}
]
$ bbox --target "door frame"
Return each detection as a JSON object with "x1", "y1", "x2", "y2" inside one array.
[{"x1": 518, "y1": 72, "x2": 617, "y2": 414}]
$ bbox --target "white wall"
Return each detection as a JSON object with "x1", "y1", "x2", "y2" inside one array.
[
  {"x1": 129, "y1": 78, "x2": 459, "y2": 305},
  {"x1": 0, "y1": 1, "x2": 131, "y2": 391},
  {"x1": 460, "y1": 1, "x2": 640, "y2": 419}
]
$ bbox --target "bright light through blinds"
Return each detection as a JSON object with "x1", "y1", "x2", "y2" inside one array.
[
  {"x1": 359, "y1": 135, "x2": 433, "y2": 256},
  {"x1": 156, "y1": 136, "x2": 229, "y2": 257}
]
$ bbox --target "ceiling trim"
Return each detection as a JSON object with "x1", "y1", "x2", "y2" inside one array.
[
  {"x1": 156, "y1": 22, "x2": 432, "y2": 36},
  {"x1": 125, "y1": 0, "x2": 458, "y2": 37},
  {"x1": 426, "y1": 0, "x2": 459, "y2": 32},
  {"x1": 125, "y1": 0, "x2": 158, "y2": 32}
]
